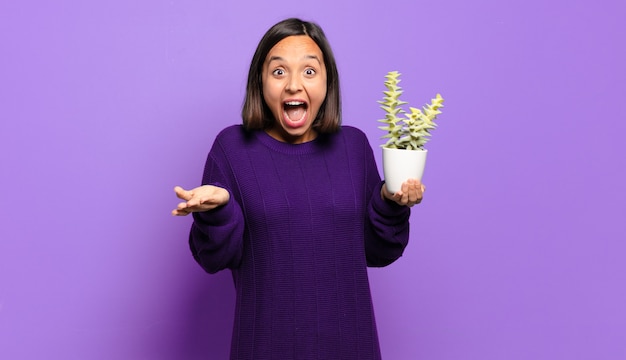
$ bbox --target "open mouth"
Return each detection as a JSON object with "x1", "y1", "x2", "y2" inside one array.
[{"x1": 283, "y1": 101, "x2": 308, "y2": 123}]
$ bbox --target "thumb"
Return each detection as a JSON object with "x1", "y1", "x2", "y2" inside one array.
[{"x1": 174, "y1": 186, "x2": 193, "y2": 201}]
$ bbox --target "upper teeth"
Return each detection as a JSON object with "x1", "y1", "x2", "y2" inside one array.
[{"x1": 285, "y1": 101, "x2": 304, "y2": 106}]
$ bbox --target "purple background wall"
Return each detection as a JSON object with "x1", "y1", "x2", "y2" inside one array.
[{"x1": 1, "y1": 0, "x2": 624, "y2": 359}]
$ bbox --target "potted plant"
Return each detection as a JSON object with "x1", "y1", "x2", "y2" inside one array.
[{"x1": 377, "y1": 71, "x2": 444, "y2": 193}]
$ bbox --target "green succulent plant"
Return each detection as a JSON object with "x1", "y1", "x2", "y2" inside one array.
[{"x1": 378, "y1": 71, "x2": 444, "y2": 150}]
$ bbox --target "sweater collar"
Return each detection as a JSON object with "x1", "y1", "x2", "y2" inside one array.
[{"x1": 255, "y1": 129, "x2": 329, "y2": 155}]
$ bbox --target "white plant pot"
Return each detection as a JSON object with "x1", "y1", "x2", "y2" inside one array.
[{"x1": 382, "y1": 147, "x2": 427, "y2": 194}]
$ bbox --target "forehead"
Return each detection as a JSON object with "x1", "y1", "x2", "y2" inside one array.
[{"x1": 265, "y1": 35, "x2": 324, "y2": 62}]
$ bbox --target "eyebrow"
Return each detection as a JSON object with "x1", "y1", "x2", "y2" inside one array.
[{"x1": 267, "y1": 55, "x2": 322, "y2": 64}]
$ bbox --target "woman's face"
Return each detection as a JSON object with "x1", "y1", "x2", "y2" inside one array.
[{"x1": 262, "y1": 35, "x2": 327, "y2": 144}]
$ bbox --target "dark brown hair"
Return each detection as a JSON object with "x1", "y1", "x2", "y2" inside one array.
[{"x1": 241, "y1": 18, "x2": 341, "y2": 133}]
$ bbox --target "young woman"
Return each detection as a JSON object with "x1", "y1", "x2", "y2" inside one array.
[{"x1": 173, "y1": 18, "x2": 424, "y2": 360}]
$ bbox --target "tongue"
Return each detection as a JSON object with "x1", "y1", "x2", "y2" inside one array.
[{"x1": 286, "y1": 106, "x2": 305, "y2": 121}]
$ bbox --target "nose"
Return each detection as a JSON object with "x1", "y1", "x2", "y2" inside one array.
[{"x1": 285, "y1": 74, "x2": 303, "y2": 93}]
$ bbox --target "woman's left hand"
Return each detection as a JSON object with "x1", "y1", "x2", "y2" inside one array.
[{"x1": 381, "y1": 178, "x2": 425, "y2": 207}]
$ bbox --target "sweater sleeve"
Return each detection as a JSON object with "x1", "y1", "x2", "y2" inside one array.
[
  {"x1": 361, "y1": 133, "x2": 411, "y2": 267},
  {"x1": 188, "y1": 138, "x2": 245, "y2": 274}
]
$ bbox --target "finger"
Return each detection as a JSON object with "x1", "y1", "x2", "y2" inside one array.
[
  {"x1": 409, "y1": 189, "x2": 423, "y2": 206},
  {"x1": 403, "y1": 181, "x2": 416, "y2": 204},
  {"x1": 395, "y1": 182, "x2": 407, "y2": 203},
  {"x1": 399, "y1": 192, "x2": 408, "y2": 204},
  {"x1": 410, "y1": 180, "x2": 424, "y2": 200},
  {"x1": 417, "y1": 184, "x2": 425, "y2": 202},
  {"x1": 390, "y1": 190, "x2": 403, "y2": 203},
  {"x1": 176, "y1": 201, "x2": 189, "y2": 211},
  {"x1": 401, "y1": 181, "x2": 410, "y2": 193},
  {"x1": 411, "y1": 191, "x2": 423, "y2": 206},
  {"x1": 186, "y1": 196, "x2": 204, "y2": 207},
  {"x1": 171, "y1": 208, "x2": 190, "y2": 216}
]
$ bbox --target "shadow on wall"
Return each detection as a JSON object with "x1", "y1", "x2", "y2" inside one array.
[
  {"x1": 135, "y1": 238, "x2": 236, "y2": 360},
  {"x1": 172, "y1": 269, "x2": 235, "y2": 360}
]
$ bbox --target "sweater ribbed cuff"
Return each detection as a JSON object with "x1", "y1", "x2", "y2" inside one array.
[{"x1": 373, "y1": 181, "x2": 410, "y2": 215}]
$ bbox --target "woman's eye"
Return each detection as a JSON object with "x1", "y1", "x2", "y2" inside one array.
[
  {"x1": 272, "y1": 69, "x2": 285, "y2": 76},
  {"x1": 305, "y1": 68, "x2": 316, "y2": 76}
]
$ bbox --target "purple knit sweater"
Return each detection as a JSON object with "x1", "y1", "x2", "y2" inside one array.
[{"x1": 189, "y1": 125, "x2": 411, "y2": 360}]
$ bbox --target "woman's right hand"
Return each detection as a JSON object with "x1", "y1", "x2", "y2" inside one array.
[{"x1": 171, "y1": 185, "x2": 230, "y2": 216}]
